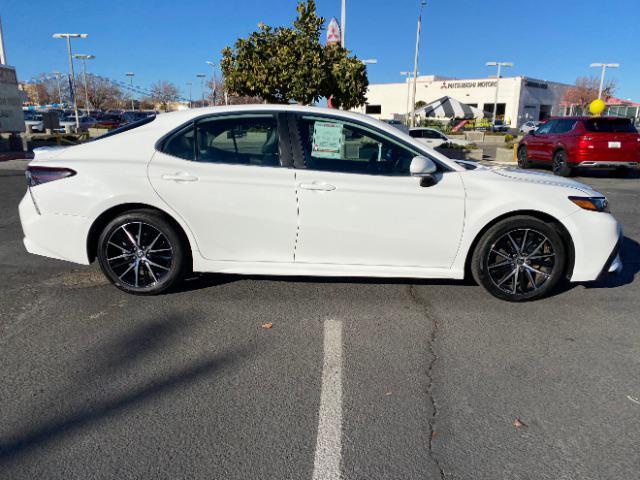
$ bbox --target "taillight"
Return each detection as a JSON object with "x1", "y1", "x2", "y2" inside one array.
[
  {"x1": 578, "y1": 135, "x2": 593, "y2": 148},
  {"x1": 25, "y1": 166, "x2": 76, "y2": 187}
]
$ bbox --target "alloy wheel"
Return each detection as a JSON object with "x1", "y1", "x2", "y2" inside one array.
[
  {"x1": 486, "y1": 228, "x2": 556, "y2": 296},
  {"x1": 552, "y1": 152, "x2": 565, "y2": 174},
  {"x1": 104, "y1": 221, "x2": 173, "y2": 289}
]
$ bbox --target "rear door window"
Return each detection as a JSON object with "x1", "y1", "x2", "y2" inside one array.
[{"x1": 195, "y1": 114, "x2": 280, "y2": 166}]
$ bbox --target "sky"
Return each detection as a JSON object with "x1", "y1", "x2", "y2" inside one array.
[{"x1": 3, "y1": 0, "x2": 640, "y2": 100}]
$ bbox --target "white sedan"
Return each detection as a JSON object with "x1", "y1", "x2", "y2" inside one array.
[
  {"x1": 19, "y1": 105, "x2": 622, "y2": 301},
  {"x1": 520, "y1": 121, "x2": 542, "y2": 134},
  {"x1": 409, "y1": 127, "x2": 470, "y2": 148}
]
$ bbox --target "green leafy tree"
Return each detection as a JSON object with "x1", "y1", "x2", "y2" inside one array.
[{"x1": 221, "y1": 0, "x2": 368, "y2": 107}]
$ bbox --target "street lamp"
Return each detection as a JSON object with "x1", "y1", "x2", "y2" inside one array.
[
  {"x1": 410, "y1": 1, "x2": 427, "y2": 127},
  {"x1": 590, "y1": 63, "x2": 619, "y2": 99},
  {"x1": 196, "y1": 73, "x2": 206, "y2": 107},
  {"x1": 52, "y1": 33, "x2": 88, "y2": 129},
  {"x1": 52, "y1": 71, "x2": 63, "y2": 105},
  {"x1": 73, "y1": 54, "x2": 95, "y2": 115},
  {"x1": 486, "y1": 61, "x2": 513, "y2": 126},
  {"x1": 401, "y1": 70, "x2": 419, "y2": 126},
  {"x1": 125, "y1": 72, "x2": 135, "y2": 110},
  {"x1": 206, "y1": 61, "x2": 217, "y2": 106},
  {"x1": 185, "y1": 82, "x2": 193, "y2": 108}
]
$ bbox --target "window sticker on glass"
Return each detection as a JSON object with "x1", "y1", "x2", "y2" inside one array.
[{"x1": 312, "y1": 121, "x2": 343, "y2": 159}]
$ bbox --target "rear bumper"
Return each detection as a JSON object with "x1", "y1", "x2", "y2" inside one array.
[
  {"x1": 576, "y1": 161, "x2": 639, "y2": 169},
  {"x1": 19, "y1": 191, "x2": 91, "y2": 265}
]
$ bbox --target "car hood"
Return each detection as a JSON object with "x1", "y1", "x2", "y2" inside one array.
[{"x1": 488, "y1": 166, "x2": 599, "y2": 195}]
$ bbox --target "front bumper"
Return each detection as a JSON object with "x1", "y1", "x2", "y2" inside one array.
[
  {"x1": 599, "y1": 236, "x2": 624, "y2": 278},
  {"x1": 564, "y1": 209, "x2": 622, "y2": 282},
  {"x1": 19, "y1": 191, "x2": 92, "y2": 265}
]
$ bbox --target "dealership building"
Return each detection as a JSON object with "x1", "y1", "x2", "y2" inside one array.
[{"x1": 361, "y1": 74, "x2": 572, "y2": 128}]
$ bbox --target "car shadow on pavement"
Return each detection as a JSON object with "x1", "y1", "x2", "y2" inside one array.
[
  {"x1": 0, "y1": 314, "x2": 256, "y2": 465},
  {"x1": 170, "y1": 236, "x2": 639, "y2": 296}
]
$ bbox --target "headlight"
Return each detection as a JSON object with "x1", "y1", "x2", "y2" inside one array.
[{"x1": 568, "y1": 196, "x2": 609, "y2": 212}]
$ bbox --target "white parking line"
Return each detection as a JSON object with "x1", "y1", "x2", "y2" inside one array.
[{"x1": 312, "y1": 319, "x2": 343, "y2": 480}]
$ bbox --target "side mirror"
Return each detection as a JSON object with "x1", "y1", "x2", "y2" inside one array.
[
  {"x1": 410, "y1": 155, "x2": 438, "y2": 187},
  {"x1": 410, "y1": 155, "x2": 437, "y2": 177}
]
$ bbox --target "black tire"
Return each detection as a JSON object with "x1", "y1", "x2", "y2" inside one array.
[
  {"x1": 517, "y1": 145, "x2": 531, "y2": 169},
  {"x1": 552, "y1": 150, "x2": 573, "y2": 177},
  {"x1": 97, "y1": 209, "x2": 187, "y2": 295},
  {"x1": 471, "y1": 216, "x2": 567, "y2": 302}
]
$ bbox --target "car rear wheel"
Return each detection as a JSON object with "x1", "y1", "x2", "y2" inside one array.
[
  {"x1": 517, "y1": 146, "x2": 531, "y2": 168},
  {"x1": 97, "y1": 210, "x2": 186, "y2": 295},
  {"x1": 552, "y1": 150, "x2": 573, "y2": 177},
  {"x1": 471, "y1": 216, "x2": 567, "y2": 301}
]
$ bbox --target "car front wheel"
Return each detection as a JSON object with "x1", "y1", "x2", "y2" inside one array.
[
  {"x1": 471, "y1": 216, "x2": 567, "y2": 301},
  {"x1": 97, "y1": 210, "x2": 186, "y2": 295}
]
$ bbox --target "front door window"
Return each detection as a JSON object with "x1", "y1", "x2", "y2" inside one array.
[{"x1": 297, "y1": 116, "x2": 420, "y2": 176}]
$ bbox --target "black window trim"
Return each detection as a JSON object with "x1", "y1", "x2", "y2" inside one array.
[
  {"x1": 289, "y1": 112, "x2": 452, "y2": 175},
  {"x1": 155, "y1": 110, "x2": 294, "y2": 168}
]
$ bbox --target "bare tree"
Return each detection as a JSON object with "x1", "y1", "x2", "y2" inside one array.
[
  {"x1": 206, "y1": 75, "x2": 225, "y2": 106},
  {"x1": 20, "y1": 74, "x2": 69, "y2": 105},
  {"x1": 150, "y1": 81, "x2": 180, "y2": 111},
  {"x1": 74, "y1": 75, "x2": 124, "y2": 111},
  {"x1": 563, "y1": 76, "x2": 617, "y2": 109}
]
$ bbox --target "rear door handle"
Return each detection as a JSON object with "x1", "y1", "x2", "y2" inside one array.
[
  {"x1": 299, "y1": 182, "x2": 336, "y2": 191},
  {"x1": 161, "y1": 173, "x2": 199, "y2": 182}
]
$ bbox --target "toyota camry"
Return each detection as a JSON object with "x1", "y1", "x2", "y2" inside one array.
[{"x1": 19, "y1": 105, "x2": 623, "y2": 301}]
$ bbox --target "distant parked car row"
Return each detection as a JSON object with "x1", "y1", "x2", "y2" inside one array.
[{"x1": 23, "y1": 109, "x2": 156, "y2": 133}]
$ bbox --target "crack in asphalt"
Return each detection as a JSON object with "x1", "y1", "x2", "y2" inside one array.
[{"x1": 408, "y1": 284, "x2": 447, "y2": 480}]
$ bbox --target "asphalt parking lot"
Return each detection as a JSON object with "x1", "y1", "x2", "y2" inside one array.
[{"x1": 1, "y1": 163, "x2": 639, "y2": 480}]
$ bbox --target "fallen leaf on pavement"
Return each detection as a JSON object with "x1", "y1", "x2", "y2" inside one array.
[
  {"x1": 261, "y1": 322, "x2": 273, "y2": 329},
  {"x1": 513, "y1": 417, "x2": 528, "y2": 429}
]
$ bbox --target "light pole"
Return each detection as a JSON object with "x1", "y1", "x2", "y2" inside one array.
[
  {"x1": 486, "y1": 61, "x2": 513, "y2": 126},
  {"x1": 590, "y1": 63, "x2": 619, "y2": 99},
  {"x1": 186, "y1": 82, "x2": 193, "y2": 108},
  {"x1": 360, "y1": 59, "x2": 377, "y2": 112},
  {"x1": 206, "y1": 61, "x2": 217, "y2": 106},
  {"x1": 53, "y1": 33, "x2": 87, "y2": 129},
  {"x1": 74, "y1": 54, "x2": 94, "y2": 115},
  {"x1": 125, "y1": 72, "x2": 135, "y2": 110},
  {"x1": 196, "y1": 73, "x2": 206, "y2": 107},
  {"x1": 341, "y1": 0, "x2": 346, "y2": 47},
  {"x1": 410, "y1": 1, "x2": 427, "y2": 127},
  {"x1": 52, "y1": 71, "x2": 63, "y2": 105},
  {"x1": 401, "y1": 71, "x2": 419, "y2": 126}
]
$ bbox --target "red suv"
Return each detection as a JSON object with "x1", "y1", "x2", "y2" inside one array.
[{"x1": 517, "y1": 117, "x2": 640, "y2": 176}]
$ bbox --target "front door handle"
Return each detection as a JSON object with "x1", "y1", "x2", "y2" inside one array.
[
  {"x1": 299, "y1": 182, "x2": 336, "y2": 191},
  {"x1": 161, "y1": 173, "x2": 199, "y2": 182}
]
